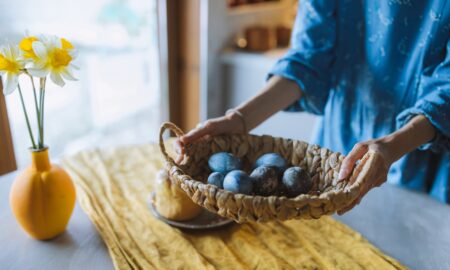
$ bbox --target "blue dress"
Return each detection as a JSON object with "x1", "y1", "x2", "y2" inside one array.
[{"x1": 269, "y1": 0, "x2": 450, "y2": 203}]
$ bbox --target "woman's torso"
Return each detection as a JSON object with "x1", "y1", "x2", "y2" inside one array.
[{"x1": 313, "y1": 0, "x2": 450, "y2": 201}]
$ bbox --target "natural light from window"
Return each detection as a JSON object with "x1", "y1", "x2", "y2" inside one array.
[{"x1": 0, "y1": 0, "x2": 161, "y2": 168}]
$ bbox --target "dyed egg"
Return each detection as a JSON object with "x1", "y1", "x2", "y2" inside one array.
[
  {"x1": 282, "y1": 167, "x2": 312, "y2": 197},
  {"x1": 250, "y1": 166, "x2": 279, "y2": 196},
  {"x1": 223, "y1": 170, "x2": 253, "y2": 194},
  {"x1": 208, "y1": 152, "x2": 242, "y2": 174},
  {"x1": 254, "y1": 153, "x2": 287, "y2": 172},
  {"x1": 207, "y1": 172, "x2": 225, "y2": 188}
]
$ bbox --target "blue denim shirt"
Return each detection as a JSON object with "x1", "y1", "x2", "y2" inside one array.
[{"x1": 269, "y1": 0, "x2": 450, "y2": 203}]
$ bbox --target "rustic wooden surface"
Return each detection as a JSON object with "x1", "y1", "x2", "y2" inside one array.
[
  {"x1": 1, "y1": 170, "x2": 449, "y2": 270},
  {"x1": 0, "y1": 172, "x2": 113, "y2": 270}
]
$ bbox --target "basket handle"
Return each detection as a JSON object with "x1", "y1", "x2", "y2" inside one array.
[{"x1": 159, "y1": 122, "x2": 185, "y2": 166}]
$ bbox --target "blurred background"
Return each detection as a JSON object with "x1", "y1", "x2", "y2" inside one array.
[{"x1": 0, "y1": 0, "x2": 317, "y2": 173}]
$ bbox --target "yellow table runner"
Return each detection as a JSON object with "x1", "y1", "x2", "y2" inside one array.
[{"x1": 62, "y1": 144, "x2": 406, "y2": 270}]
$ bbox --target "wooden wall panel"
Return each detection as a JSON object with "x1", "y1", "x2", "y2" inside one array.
[
  {"x1": 163, "y1": 0, "x2": 201, "y2": 132},
  {"x1": 176, "y1": 0, "x2": 201, "y2": 132},
  {"x1": 0, "y1": 82, "x2": 17, "y2": 175},
  {"x1": 179, "y1": 69, "x2": 200, "y2": 131}
]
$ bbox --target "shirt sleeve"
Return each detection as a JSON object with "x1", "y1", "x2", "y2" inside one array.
[
  {"x1": 267, "y1": 0, "x2": 336, "y2": 115},
  {"x1": 396, "y1": 39, "x2": 450, "y2": 153}
]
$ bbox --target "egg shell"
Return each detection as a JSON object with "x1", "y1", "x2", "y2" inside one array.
[
  {"x1": 250, "y1": 166, "x2": 280, "y2": 196},
  {"x1": 208, "y1": 152, "x2": 242, "y2": 174},
  {"x1": 223, "y1": 170, "x2": 253, "y2": 194},
  {"x1": 254, "y1": 153, "x2": 287, "y2": 172},
  {"x1": 282, "y1": 166, "x2": 312, "y2": 197},
  {"x1": 207, "y1": 172, "x2": 225, "y2": 189}
]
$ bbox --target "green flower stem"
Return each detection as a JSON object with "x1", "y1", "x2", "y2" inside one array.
[
  {"x1": 39, "y1": 78, "x2": 46, "y2": 148},
  {"x1": 29, "y1": 75, "x2": 42, "y2": 148},
  {"x1": 17, "y1": 83, "x2": 37, "y2": 149}
]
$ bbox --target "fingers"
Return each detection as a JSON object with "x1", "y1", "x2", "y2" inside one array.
[
  {"x1": 336, "y1": 140, "x2": 392, "y2": 215},
  {"x1": 337, "y1": 183, "x2": 370, "y2": 215},
  {"x1": 180, "y1": 121, "x2": 214, "y2": 144},
  {"x1": 338, "y1": 143, "x2": 369, "y2": 180},
  {"x1": 176, "y1": 118, "x2": 223, "y2": 162},
  {"x1": 338, "y1": 158, "x2": 380, "y2": 215},
  {"x1": 174, "y1": 139, "x2": 184, "y2": 155},
  {"x1": 337, "y1": 180, "x2": 373, "y2": 215},
  {"x1": 337, "y1": 175, "x2": 386, "y2": 215},
  {"x1": 180, "y1": 112, "x2": 245, "y2": 145},
  {"x1": 174, "y1": 139, "x2": 184, "y2": 164}
]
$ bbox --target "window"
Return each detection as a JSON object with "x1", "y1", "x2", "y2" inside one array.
[{"x1": 0, "y1": 0, "x2": 161, "y2": 167}]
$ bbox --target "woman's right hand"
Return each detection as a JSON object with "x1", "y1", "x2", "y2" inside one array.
[
  {"x1": 174, "y1": 111, "x2": 245, "y2": 161},
  {"x1": 174, "y1": 76, "x2": 303, "y2": 162}
]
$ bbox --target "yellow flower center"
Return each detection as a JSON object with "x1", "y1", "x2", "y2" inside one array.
[
  {"x1": 61, "y1": 38, "x2": 74, "y2": 50},
  {"x1": 49, "y1": 48, "x2": 72, "y2": 68},
  {"x1": 0, "y1": 54, "x2": 20, "y2": 73},
  {"x1": 19, "y1": 36, "x2": 39, "y2": 59}
]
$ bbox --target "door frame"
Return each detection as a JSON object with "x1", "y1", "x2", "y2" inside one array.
[{"x1": 157, "y1": 0, "x2": 201, "y2": 132}]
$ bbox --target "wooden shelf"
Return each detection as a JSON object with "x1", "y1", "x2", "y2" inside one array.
[
  {"x1": 220, "y1": 48, "x2": 288, "y2": 70},
  {"x1": 227, "y1": 1, "x2": 288, "y2": 16}
]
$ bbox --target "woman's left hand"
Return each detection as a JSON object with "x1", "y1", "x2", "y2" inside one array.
[
  {"x1": 336, "y1": 115, "x2": 436, "y2": 214},
  {"x1": 336, "y1": 138, "x2": 395, "y2": 215}
]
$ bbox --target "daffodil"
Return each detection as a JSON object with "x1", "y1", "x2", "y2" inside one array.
[
  {"x1": 61, "y1": 38, "x2": 74, "y2": 50},
  {"x1": 0, "y1": 33, "x2": 80, "y2": 150},
  {"x1": 19, "y1": 36, "x2": 39, "y2": 60},
  {"x1": 27, "y1": 35, "x2": 77, "y2": 87},
  {"x1": 0, "y1": 44, "x2": 25, "y2": 94}
]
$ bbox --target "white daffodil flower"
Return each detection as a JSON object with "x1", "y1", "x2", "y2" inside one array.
[
  {"x1": 27, "y1": 35, "x2": 78, "y2": 87},
  {"x1": 0, "y1": 44, "x2": 25, "y2": 95}
]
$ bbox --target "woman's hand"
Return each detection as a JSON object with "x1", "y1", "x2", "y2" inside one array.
[
  {"x1": 174, "y1": 112, "x2": 245, "y2": 161},
  {"x1": 336, "y1": 139, "x2": 392, "y2": 214},
  {"x1": 337, "y1": 115, "x2": 436, "y2": 214},
  {"x1": 174, "y1": 76, "x2": 302, "y2": 162}
]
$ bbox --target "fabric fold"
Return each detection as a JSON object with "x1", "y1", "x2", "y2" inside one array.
[{"x1": 62, "y1": 144, "x2": 406, "y2": 270}]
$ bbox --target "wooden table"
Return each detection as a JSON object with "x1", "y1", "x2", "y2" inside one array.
[
  {"x1": 0, "y1": 172, "x2": 113, "y2": 270},
  {"x1": 1, "y1": 171, "x2": 449, "y2": 270}
]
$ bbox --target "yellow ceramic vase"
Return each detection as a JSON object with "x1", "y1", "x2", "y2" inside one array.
[{"x1": 9, "y1": 148, "x2": 76, "y2": 240}]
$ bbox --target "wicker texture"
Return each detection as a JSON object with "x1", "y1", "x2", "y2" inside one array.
[{"x1": 159, "y1": 122, "x2": 378, "y2": 223}]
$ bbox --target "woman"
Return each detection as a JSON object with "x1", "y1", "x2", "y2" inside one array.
[{"x1": 178, "y1": 1, "x2": 450, "y2": 213}]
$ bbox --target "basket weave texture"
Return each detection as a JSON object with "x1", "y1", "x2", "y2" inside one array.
[{"x1": 159, "y1": 122, "x2": 377, "y2": 223}]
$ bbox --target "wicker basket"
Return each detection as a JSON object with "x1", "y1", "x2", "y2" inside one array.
[{"x1": 159, "y1": 122, "x2": 377, "y2": 223}]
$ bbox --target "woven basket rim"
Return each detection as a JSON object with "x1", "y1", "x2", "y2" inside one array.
[
  {"x1": 160, "y1": 122, "x2": 373, "y2": 201},
  {"x1": 159, "y1": 122, "x2": 377, "y2": 220}
]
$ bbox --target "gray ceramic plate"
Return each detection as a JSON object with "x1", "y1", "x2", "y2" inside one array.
[{"x1": 148, "y1": 192, "x2": 234, "y2": 230}]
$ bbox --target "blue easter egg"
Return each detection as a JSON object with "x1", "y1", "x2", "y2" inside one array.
[
  {"x1": 208, "y1": 152, "x2": 242, "y2": 174},
  {"x1": 254, "y1": 153, "x2": 287, "y2": 172},
  {"x1": 282, "y1": 167, "x2": 312, "y2": 197},
  {"x1": 207, "y1": 172, "x2": 225, "y2": 188},
  {"x1": 250, "y1": 166, "x2": 280, "y2": 196},
  {"x1": 223, "y1": 170, "x2": 253, "y2": 194}
]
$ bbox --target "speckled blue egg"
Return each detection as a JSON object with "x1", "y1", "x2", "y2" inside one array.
[
  {"x1": 282, "y1": 167, "x2": 312, "y2": 197},
  {"x1": 208, "y1": 152, "x2": 242, "y2": 174},
  {"x1": 223, "y1": 170, "x2": 253, "y2": 194},
  {"x1": 207, "y1": 172, "x2": 225, "y2": 188},
  {"x1": 254, "y1": 153, "x2": 287, "y2": 172},
  {"x1": 250, "y1": 166, "x2": 279, "y2": 196}
]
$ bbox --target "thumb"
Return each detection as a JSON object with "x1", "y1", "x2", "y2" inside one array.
[{"x1": 339, "y1": 143, "x2": 368, "y2": 180}]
